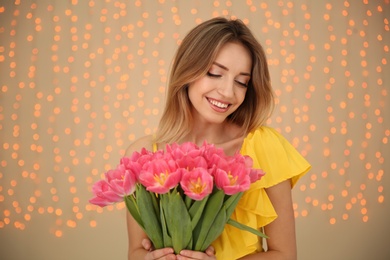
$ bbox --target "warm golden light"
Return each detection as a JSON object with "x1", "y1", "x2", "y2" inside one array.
[{"x1": 0, "y1": 2, "x2": 388, "y2": 258}]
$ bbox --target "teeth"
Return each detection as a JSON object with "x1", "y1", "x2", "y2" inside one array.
[{"x1": 209, "y1": 99, "x2": 228, "y2": 109}]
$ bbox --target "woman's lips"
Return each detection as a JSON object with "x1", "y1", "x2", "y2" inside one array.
[{"x1": 207, "y1": 97, "x2": 230, "y2": 111}]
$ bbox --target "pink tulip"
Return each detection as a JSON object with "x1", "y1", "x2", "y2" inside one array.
[
  {"x1": 121, "y1": 157, "x2": 141, "y2": 180},
  {"x1": 166, "y1": 142, "x2": 203, "y2": 161},
  {"x1": 248, "y1": 168, "x2": 266, "y2": 183},
  {"x1": 201, "y1": 142, "x2": 226, "y2": 167},
  {"x1": 89, "y1": 163, "x2": 137, "y2": 207},
  {"x1": 89, "y1": 179, "x2": 123, "y2": 207},
  {"x1": 180, "y1": 168, "x2": 214, "y2": 200},
  {"x1": 128, "y1": 148, "x2": 154, "y2": 163},
  {"x1": 105, "y1": 164, "x2": 137, "y2": 196},
  {"x1": 166, "y1": 142, "x2": 211, "y2": 170},
  {"x1": 213, "y1": 162, "x2": 251, "y2": 195},
  {"x1": 233, "y1": 154, "x2": 265, "y2": 183},
  {"x1": 178, "y1": 155, "x2": 209, "y2": 170},
  {"x1": 138, "y1": 158, "x2": 181, "y2": 194},
  {"x1": 207, "y1": 152, "x2": 229, "y2": 171},
  {"x1": 121, "y1": 148, "x2": 165, "y2": 180}
]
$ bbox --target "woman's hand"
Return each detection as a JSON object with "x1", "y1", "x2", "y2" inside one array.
[
  {"x1": 142, "y1": 239, "x2": 216, "y2": 260},
  {"x1": 176, "y1": 246, "x2": 216, "y2": 260},
  {"x1": 142, "y1": 238, "x2": 177, "y2": 260}
]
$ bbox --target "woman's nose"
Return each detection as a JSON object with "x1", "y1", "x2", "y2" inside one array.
[{"x1": 217, "y1": 78, "x2": 235, "y2": 98}]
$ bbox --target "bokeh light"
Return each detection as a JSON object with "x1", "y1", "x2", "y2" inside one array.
[{"x1": 0, "y1": 0, "x2": 389, "y2": 238}]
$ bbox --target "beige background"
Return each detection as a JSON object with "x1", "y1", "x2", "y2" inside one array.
[{"x1": 0, "y1": 0, "x2": 389, "y2": 259}]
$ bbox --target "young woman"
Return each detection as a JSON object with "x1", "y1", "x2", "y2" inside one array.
[{"x1": 125, "y1": 17, "x2": 311, "y2": 260}]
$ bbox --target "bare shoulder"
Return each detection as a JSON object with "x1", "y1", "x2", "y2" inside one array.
[{"x1": 124, "y1": 135, "x2": 154, "y2": 156}]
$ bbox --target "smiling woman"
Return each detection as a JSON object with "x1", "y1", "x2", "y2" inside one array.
[
  {"x1": 124, "y1": 17, "x2": 310, "y2": 260},
  {"x1": 154, "y1": 18, "x2": 275, "y2": 148},
  {"x1": 188, "y1": 42, "x2": 251, "y2": 127},
  {"x1": 1, "y1": 1, "x2": 388, "y2": 260}
]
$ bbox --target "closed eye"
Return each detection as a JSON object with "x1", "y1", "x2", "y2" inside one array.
[
  {"x1": 207, "y1": 72, "x2": 221, "y2": 78},
  {"x1": 235, "y1": 80, "x2": 248, "y2": 87},
  {"x1": 207, "y1": 71, "x2": 248, "y2": 87}
]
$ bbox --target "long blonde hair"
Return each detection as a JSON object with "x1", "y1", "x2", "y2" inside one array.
[{"x1": 156, "y1": 17, "x2": 274, "y2": 144}]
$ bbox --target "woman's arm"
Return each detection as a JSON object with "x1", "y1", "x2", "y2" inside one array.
[{"x1": 239, "y1": 179, "x2": 297, "y2": 260}]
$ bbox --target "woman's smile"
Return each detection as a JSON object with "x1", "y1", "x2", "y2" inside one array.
[
  {"x1": 207, "y1": 97, "x2": 230, "y2": 110},
  {"x1": 188, "y1": 42, "x2": 252, "y2": 124}
]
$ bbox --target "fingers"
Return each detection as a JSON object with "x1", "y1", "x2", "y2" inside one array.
[
  {"x1": 205, "y1": 246, "x2": 215, "y2": 256},
  {"x1": 142, "y1": 238, "x2": 153, "y2": 251},
  {"x1": 145, "y1": 248, "x2": 176, "y2": 260},
  {"x1": 177, "y1": 248, "x2": 216, "y2": 260},
  {"x1": 142, "y1": 239, "x2": 175, "y2": 260},
  {"x1": 141, "y1": 239, "x2": 215, "y2": 260}
]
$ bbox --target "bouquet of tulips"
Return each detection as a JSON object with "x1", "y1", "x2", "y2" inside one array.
[{"x1": 89, "y1": 141, "x2": 267, "y2": 254}]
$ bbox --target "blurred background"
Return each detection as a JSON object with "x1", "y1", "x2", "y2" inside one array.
[{"x1": 0, "y1": 0, "x2": 389, "y2": 259}]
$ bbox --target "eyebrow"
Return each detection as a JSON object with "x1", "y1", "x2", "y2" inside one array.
[{"x1": 213, "y1": 61, "x2": 251, "y2": 76}]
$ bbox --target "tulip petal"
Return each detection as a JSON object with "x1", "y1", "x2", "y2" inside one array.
[{"x1": 89, "y1": 196, "x2": 112, "y2": 207}]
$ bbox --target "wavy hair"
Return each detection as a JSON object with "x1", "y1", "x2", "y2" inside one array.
[{"x1": 155, "y1": 17, "x2": 274, "y2": 144}]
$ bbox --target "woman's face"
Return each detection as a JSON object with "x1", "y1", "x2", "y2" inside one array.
[{"x1": 188, "y1": 42, "x2": 252, "y2": 125}]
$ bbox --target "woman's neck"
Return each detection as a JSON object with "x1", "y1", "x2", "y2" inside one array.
[{"x1": 180, "y1": 121, "x2": 246, "y2": 156}]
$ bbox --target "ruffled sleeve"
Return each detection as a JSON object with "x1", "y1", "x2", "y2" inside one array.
[
  {"x1": 211, "y1": 126, "x2": 311, "y2": 260},
  {"x1": 244, "y1": 127, "x2": 311, "y2": 189}
]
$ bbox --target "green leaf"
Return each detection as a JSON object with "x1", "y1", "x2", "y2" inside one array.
[
  {"x1": 188, "y1": 196, "x2": 209, "y2": 230},
  {"x1": 227, "y1": 218, "x2": 269, "y2": 239},
  {"x1": 159, "y1": 194, "x2": 172, "y2": 248},
  {"x1": 167, "y1": 192, "x2": 192, "y2": 254},
  {"x1": 193, "y1": 190, "x2": 225, "y2": 251},
  {"x1": 124, "y1": 195, "x2": 144, "y2": 230},
  {"x1": 224, "y1": 192, "x2": 243, "y2": 218},
  {"x1": 137, "y1": 185, "x2": 164, "y2": 249},
  {"x1": 185, "y1": 194, "x2": 193, "y2": 209},
  {"x1": 148, "y1": 190, "x2": 160, "y2": 220},
  {"x1": 199, "y1": 205, "x2": 227, "y2": 251}
]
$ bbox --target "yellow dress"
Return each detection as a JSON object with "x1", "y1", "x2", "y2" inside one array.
[{"x1": 211, "y1": 126, "x2": 311, "y2": 260}]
